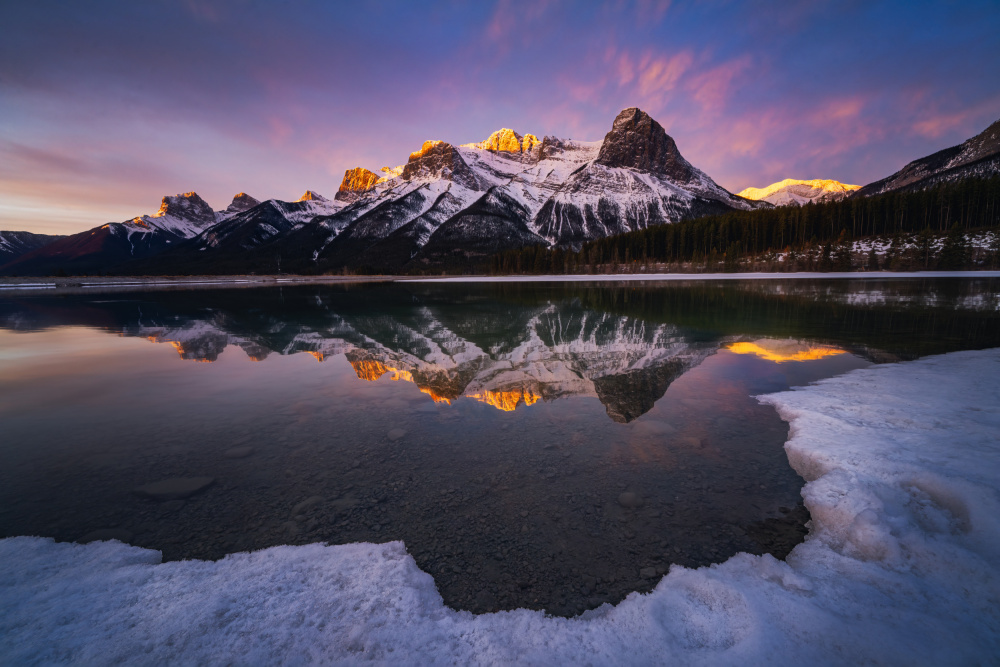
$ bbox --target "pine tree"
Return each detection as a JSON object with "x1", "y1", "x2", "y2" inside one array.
[
  {"x1": 867, "y1": 246, "x2": 879, "y2": 271},
  {"x1": 915, "y1": 226, "x2": 936, "y2": 269},
  {"x1": 819, "y1": 243, "x2": 833, "y2": 272},
  {"x1": 937, "y1": 223, "x2": 969, "y2": 270}
]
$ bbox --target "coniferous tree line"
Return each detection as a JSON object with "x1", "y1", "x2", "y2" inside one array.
[{"x1": 486, "y1": 176, "x2": 1000, "y2": 274}]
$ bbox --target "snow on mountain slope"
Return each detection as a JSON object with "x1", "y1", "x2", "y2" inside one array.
[
  {"x1": 220, "y1": 193, "x2": 261, "y2": 218},
  {"x1": 855, "y1": 117, "x2": 1000, "y2": 197},
  {"x1": 120, "y1": 192, "x2": 218, "y2": 239},
  {"x1": 521, "y1": 109, "x2": 761, "y2": 248},
  {"x1": 738, "y1": 179, "x2": 861, "y2": 206},
  {"x1": 262, "y1": 107, "x2": 760, "y2": 273},
  {"x1": 0, "y1": 231, "x2": 63, "y2": 265}
]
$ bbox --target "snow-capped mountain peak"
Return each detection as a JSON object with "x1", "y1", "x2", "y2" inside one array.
[
  {"x1": 222, "y1": 193, "x2": 261, "y2": 217},
  {"x1": 296, "y1": 190, "x2": 329, "y2": 203},
  {"x1": 124, "y1": 191, "x2": 218, "y2": 238},
  {"x1": 738, "y1": 179, "x2": 861, "y2": 206}
]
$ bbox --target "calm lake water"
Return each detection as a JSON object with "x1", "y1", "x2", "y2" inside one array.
[{"x1": 1, "y1": 278, "x2": 998, "y2": 616}]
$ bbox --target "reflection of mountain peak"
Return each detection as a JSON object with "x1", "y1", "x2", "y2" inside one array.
[
  {"x1": 8, "y1": 288, "x2": 722, "y2": 422},
  {"x1": 593, "y1": 359, "x2": 689, "y2": 423}
]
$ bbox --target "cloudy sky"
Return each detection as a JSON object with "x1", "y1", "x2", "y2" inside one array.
[{"x1": 2, "y1": 0, "x2": 998, "y2": 234}]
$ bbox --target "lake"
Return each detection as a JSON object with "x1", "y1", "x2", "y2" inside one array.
[{"x1": 1, "y1": 277, "x2": 998, "y2": 617}]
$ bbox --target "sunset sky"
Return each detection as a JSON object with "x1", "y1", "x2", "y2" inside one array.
[{"x1": 2, "y1": 0, "x2": 998, "y2": 235}]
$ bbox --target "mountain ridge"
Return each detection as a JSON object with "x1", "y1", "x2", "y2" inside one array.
[
  {"x1": 738, "y1": 179, "x2": 860, "y2": 206},
  {"x1": 4, "y1": 109, "x2": 997, "y2": 276},
  {"x1": 854, "y1": 118, "x2": 1000, "y2": 197}
]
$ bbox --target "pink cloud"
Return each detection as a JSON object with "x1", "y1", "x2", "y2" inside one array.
[
  {"x1": 684, "y1": 56, "x2": 752, "y2": 113},
  {"x1": 915, "y1": 109, "x2": 980, "y2": 139},
  {"x1": 636, "y1": 50, "x2": 693, "y2": 98},
  {"x1": 484, "y1": 0, "x2": 556, "y2": 46}
]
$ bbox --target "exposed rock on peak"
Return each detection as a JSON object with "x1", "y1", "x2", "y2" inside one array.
[
  {"x1": 153, "y1": 192, "x2": 215, "y2": 225},
  {"x1": 224, "y1": 193, "x2": 260, "y2": 215},
  {"x1": 738, "y1": 179, "x2": 860, "y2": 206},
  {"x1": 464, "y1": 129, "x2": 541, "y2": 154},
  {"x1": 297, "y1": 190, "x2": 329, "y2": 202},
  {"x1": 401, "y1": 141, "x2": 481, "y2": 189},
  {"x1": 380, "y1": 165, "x2": 404, "y2": 178},
  {"x1": 595, "y1": 107, "x2": 697, "y2": 183},
  {"x1": 335, "y1": 168, "x2": 380, "y2": 203},
  {"x1": 409, "y1": 140, "x2": 448, "y2": 161}
]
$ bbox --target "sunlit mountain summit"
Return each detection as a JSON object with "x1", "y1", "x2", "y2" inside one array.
[{"x1": 737, "y1": 179, "x2": 861, "y2": 206}]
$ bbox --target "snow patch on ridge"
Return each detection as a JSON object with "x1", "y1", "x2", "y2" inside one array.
[{"x1": 2, "y1": 350, "x2": 999, "y2": 663}]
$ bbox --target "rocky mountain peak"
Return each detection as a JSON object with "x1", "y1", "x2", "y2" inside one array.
[
  {"x1": 595, "y1": 107, "x2": 696, "y2": 183},
  {"x1": 225, "y1": 193, "x2": 260, "y2": 215},
  {"x1": 409, "y1": 140, "x2": 448, "y2": 161},
  {"x1": 297, "y1": 190, "x2": 329, "y2": 202},
  {"x1": 153, "y1": 192, "x2": 216, "y2": 224},
  {"x1": 401, "y1": 140, "x2": 480, "y2": 188},
  {"x1": 335, "y1": 168, "x2": 380, "y2": 203},
  {"x1": 464, "y1": 128, "x2": 541, "y2": 153}
]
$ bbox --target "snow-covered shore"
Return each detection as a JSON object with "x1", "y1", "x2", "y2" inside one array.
[{"x1": 2, "y1": 350, "x2": 998, "y2": 664}]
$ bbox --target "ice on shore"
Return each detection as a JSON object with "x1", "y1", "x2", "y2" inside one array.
[{"x1": 2, "y1": 350, "x2": 999, "y2": 664}]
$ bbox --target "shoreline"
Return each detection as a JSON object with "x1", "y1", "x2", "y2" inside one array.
[{"x1": 0, "y1": 270, "x2": 998, "y2": 295}]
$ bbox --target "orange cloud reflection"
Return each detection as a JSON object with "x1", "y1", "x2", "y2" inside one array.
[{"x1": 727, "y1": 340, "x2": 846, "y2": 363}]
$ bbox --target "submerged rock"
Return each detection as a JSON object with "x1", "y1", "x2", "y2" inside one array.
[
  {"x1": 223, "y1": 446, "x2": 254, "y2": 459},
  {"x1": 134, "y1": 477, "x2": 215, "y2": 501},
  {"x1": 618, "y1": 492, "x2": 643, "y2": 508}
]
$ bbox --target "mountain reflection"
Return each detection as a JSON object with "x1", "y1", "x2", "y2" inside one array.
[{"x1": 1, "y1": 278, "x2": 998, "y2": 422}]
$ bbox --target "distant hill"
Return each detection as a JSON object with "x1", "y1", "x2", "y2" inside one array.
[
  {"x1": 738, "y1": 179, "x2": 860, "y2": 206},
  {"x1": 0, "y1": 231, "x2": 63, "y2": 266}
]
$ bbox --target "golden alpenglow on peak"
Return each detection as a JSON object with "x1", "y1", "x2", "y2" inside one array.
[
  {"x1": 409, "y1": 140, "x2": 447, "y2": 161},
  {"x1": 335, "y1": 168, "x2": 380, "y2": 202},
  {"x1": 463, "y1": 129, "x2": 540, "y2": 153},
  {"x1": 738, "y1": 179, "x2": 861, "y2": 200},
  {"x1": 296, "y1": 190, "x2": 329, "y2": 202},
  {"x1": 337, "y1": 168, "x2": 379, "y2": 193}
]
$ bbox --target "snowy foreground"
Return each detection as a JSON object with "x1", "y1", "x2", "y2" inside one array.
[{"x1": 2, "y1": 351, "x2": 999, "y2": 664}]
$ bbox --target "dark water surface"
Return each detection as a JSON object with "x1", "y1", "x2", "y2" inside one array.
[{"x1": 1, "y1": 278, "x2": 998, "y2": 616}]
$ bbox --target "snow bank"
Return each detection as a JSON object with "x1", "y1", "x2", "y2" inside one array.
[{"x1": 3, "y1": 350, "x2": 999, "y2": 664}]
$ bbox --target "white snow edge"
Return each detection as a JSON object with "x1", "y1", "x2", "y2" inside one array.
[{"x1": 2, "y1": 350, "x2": 999, "y2": 664}]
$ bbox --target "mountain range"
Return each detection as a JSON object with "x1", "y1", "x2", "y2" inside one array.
[{"x1": 2, "y1": 108, "x2": 998, "y2": 276}]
